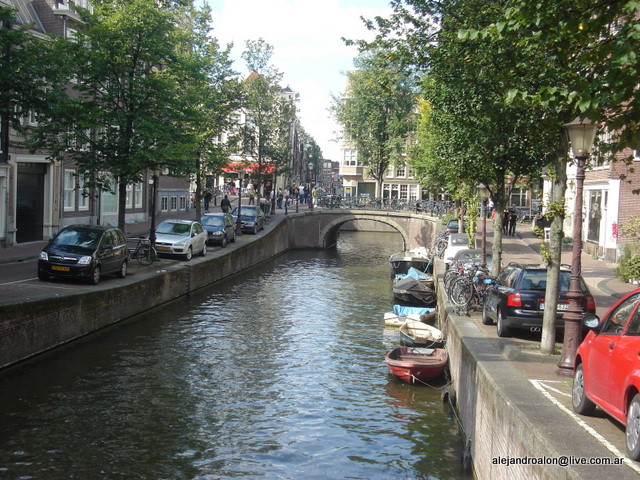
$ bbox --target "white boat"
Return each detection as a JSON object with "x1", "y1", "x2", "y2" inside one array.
[
  {"x1": 384, "y1": 304, "x2": 435, "y2": 327},
  {"x1": 389, "y1": 247, "x2": 433, "y2": 276},
  {"x1": 399, "y1": 319, "x2": 444, "y2": 348}
]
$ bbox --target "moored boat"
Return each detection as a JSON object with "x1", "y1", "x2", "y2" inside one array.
[
  {"x1": 389, "y1": 247, "x2": 433, "y2": 277},
  {"x1": 399, "y1": 320, "x2": 444, "y2": 348},
  {"x1": 392, "y1": 276, "x2": 436, "y2": 305},
  {"x1": 384, "y1": 305, "x2": 435, "y2": 327},
  {"x1": 385, "y1": 346, "x2": 448, "y2": 383}
]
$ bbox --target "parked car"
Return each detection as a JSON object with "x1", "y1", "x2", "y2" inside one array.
[
  {"x1": 155, "y1": 219, "x2": 207, "y2": 261},
  {"x1": 482, "y1": 263, "x2": 596, "y2": 337},
  {"x1": 445, "y1": 218, "x2": 467, "y2": 234},
  {"x1": 37, "y1": 224, "x2": 128, "y2": 285},
  {"x1": 450, "y1": 248, "x2": 493, "y2": 269},
  {"x1": 200, "y1": 213, "x2": 236, "y2": 247},
  {"x1": 572, "y1": 289, "x2": 640, "y2": 460},
  {"x1": 443, "y1": 233, "x2": 471, "y2": 266},
  {"x1": 231, "y1": 205, "x2": 265, "y2": 234}
]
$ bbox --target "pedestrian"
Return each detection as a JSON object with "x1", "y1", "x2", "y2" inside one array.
[
  {"x1": 203, "y1": 189, "x2": 212, "y2": 213},
  {"x1": 277, "y1": 188, "x2": 284, "y2": 209},
  {"x1": 508, "y1": 208, "x2": 517, "y2": 236},
  {"x1": 248, "y1": 186, "x2": 255, "y2": 205},
  {"x1": 503, "y1": 209, "x2": 509, "y2": 235},
  {"x1": 220, "y1": 194, "x2": 231, "y2": 213}
]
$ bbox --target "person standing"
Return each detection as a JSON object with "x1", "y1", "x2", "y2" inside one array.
[
  {"x1": 203, "y1": 189, "x2": 212, "y2": 213},
  {"x1": 508, "y1": 208, "x2": 517, "y2": 236},
  {"x1": 220, "y1": 195, "x2": 231, "y2": 213}
]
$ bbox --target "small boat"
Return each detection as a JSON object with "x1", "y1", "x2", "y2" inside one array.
[
  {"x1": 385, "y1": 346, "x2": 449, "y2": 383},
  {"x1": 389, "y1": 247, "x2": 433, "y2": 277},
  {"x1": 384, "y1": 304, "x2": 435, "y2": 327},
  {"x1": 399, "y1": 319, "x2": 444, "y2": 348},
  {"x1": 392, "y1": 275, "x2": 436, "y2": 305}
]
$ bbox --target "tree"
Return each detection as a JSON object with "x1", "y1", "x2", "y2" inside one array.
[
  {"x1": 0, "y1": 5, "x2": 62, "y2": 162},
  {"x1": 28, "y1": 0, "x2": 195, "y2": 230},
  {"x1": 239, "y1": 38, "x2": 288, "y2": 198},
  {"x1": 356, "y1": 0, "x2": 560, "y2": 275},
  {"x1": 331, "y1": 50, "x2": 416, "y2": 196},
  {"x1": 176, "y1": 3, "x2": 242, "y2": 219}
]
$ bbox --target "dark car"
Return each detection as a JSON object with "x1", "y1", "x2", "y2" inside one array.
[
  {"x1": 482, "y1": 263, "x2": 595, "y2": 337},
  {"x1": 200, "y1": 213, "x2": 236, "y2": 247},
  {"x1": 38, "y1": 224, "x2": 128, "y2": 285},
  {"x1": 231, "y1": 205, "x2": 265, "y2": 234},
  {"x1": 445, "y1": 218, "x2": 467, "y2": 234},
  {"x1": 573, "y1": 289, "x2": 640, "y2": 460}
]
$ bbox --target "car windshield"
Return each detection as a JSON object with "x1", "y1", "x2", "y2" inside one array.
[
  {"x1": 157, "y1": 222, "x2": 191, "y2": 235},
  {"x1": 201, "y1": 216, "x2": 224, "y2": 227},
  {"x1": 232, "y1": 207, "x2": 257, "y2": 216},
  {"x1": 52, "y1": 228, "x2": 101, "y2": 249},
  {"x1": 520, "y1": 270, "x2": 572, "y2": 291}
]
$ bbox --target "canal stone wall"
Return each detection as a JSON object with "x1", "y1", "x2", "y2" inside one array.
[
  {"x1": 434, "y1": 260, "x2": 636, "y2": 480},
  {"x1": 0, "y1": 211, "x2": 439, "y2": 371}
]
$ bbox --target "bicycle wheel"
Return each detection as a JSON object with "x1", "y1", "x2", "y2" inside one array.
[
  {"x1": 137, "y1": 245, "x2": 157, "y2": 265},
  {"x1": 449, "y1": 277, "x2": 473, "y2": 310}
]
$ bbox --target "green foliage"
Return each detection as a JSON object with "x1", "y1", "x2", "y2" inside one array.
[
  {"x1": 619, "y1": 215, "x2": 640, "y2": 238},
  {"x1": 539, "y1": 242, "x2": 552, "y2": 265},
  {"x1": 533, "y1": 226, "x2": 545, "y2": 239},
  {"x1": 616, "y1": 253, "x2": 640, "y2": 282},
  {"x1": 331, "y1": 50, "x2": 416, "y2": 192}
]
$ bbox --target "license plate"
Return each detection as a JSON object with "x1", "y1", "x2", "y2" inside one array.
[
  {"x1": 156, "y1": 246, "x2": 170, "y2": 251},
  {"x1": 540, "y1": 301, "x2": 569, "y2": 311},
  {"x1": 52, "y1": 265, "x2": 70, "y2": 272}
]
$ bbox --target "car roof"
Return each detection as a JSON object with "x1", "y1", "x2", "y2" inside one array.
[
  {"x1": 506, "y1": 262, "x2": 572, "y2": 272},
  {"x1": 159, "y1": 219, "x2": 196, "y2": 224},
  {"x1": 62, "y1": 224, "x2": 113, "y2": 232}
]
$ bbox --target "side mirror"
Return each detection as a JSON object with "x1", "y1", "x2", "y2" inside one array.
[{"x1": 583, "y1": 313, "x2": 600, "y2": 330}]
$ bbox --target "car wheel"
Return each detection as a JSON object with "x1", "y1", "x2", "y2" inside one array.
[
  {"x1": 184, "y1": 247, "x2": 193, "y2": 261},
  {"x1": 200, "y1": 243, "x2": 207, "y2": 257},
  {"x1": 38, "y1": 272, "x2": 49, "y2": 281},
  {"x1": 627, "y1": 393, "x2": 640, "y2": 460},
  {"x1": 572, "y1": 363, "x2": 596, "y2": 415},
  {"x1": 482, "y1": 303, "x2": 493, "y2": 325},
  {"x1": 253, "y1": 225, "x2": 258, "y2": 235},
  {"x1": 116, "y1": 260, "x2": 128, "y2": 278},
  {"x1": 221, "y1": 234, "x2": 228, "y2": 248},
  {"x1": 89, "y1": 265, "x2": 101, "y2": 285},
  {"x1": 496, "y1": 310, "x2": 510, "y2": 337},
  {"x1": 231, "y1": 230, "x2": 236, "y2": 243}
]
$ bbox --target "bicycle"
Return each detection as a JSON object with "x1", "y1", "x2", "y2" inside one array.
[
  {"x1": 128, "y1": 237, "x2": 157, "y2": 266},
  {"x1": 447, "y1": 265, "x2": 491, "y2": 313}
]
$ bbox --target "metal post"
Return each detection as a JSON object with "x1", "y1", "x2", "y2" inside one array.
[
  {"x1": 481, "y1": 198, "x2": 487, "y2": 266},
  {"x1": 557, "y1": 155, "x2": 587, "y2": 375}
]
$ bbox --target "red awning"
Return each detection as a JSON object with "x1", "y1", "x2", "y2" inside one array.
[{"x1": 222, "y1": 162, "x2": 275, "y2": 174}]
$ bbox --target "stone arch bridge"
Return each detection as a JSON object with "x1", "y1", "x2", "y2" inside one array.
[{"x1": 284, "y1": 209, "x2": 440, "y2": 250}]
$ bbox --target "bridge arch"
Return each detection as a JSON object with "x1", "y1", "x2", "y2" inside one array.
[{"x1": 320, "y1": 214, "x2": 410, "y2": 249}]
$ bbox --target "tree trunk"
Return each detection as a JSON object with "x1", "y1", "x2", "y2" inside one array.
[
  {"x1": 194, "y1": 155, "x2": 202, "y2": 220},
  {"x1": 117, "y1": 181, "x2": 127, "y2": 231},
  {"x1": 541, "y1": 157, "x2": 568, "y2": 354}
]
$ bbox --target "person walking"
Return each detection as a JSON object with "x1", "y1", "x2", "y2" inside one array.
[
  {"x1": 508, "y1": 208, "x2": 518, "y2": 236},
  {"x1": 248, "y1": 184, "x2": 255, "y2": 205},
  {"x1": 203, "y1": 189, "x2": 212, "y2": 213},
  {"x1": 220, "y1": 195, "x2": 231, "y2": 213}
]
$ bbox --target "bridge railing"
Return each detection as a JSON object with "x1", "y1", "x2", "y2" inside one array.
[{"x1": 314, "y1": 196, "x2": 454, "y2": 216}]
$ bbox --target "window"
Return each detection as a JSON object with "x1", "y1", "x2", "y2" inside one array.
[
  {"x1": 64, "y1": 170, "x2": 76, "y2": 211},
  {"x1": 343, "y1": 149, "x2": 357, "y2": 166},
  {"x1": 126, "y1": 182, "x2": 143, "y2": 209},
  {"x1": 396, "y1": 165, "x2": 406, "y2": 178},
  {"x1": 179, "y1": 196, "x2": 187, "y2": 210},
  {"x1": 170, "y1": 196, "x2": 177, "y2": 211},
  {"x1": 587, "y1": 190, "x2": 602, "y2": 242},
  {"x1": 78, "y1": 174, "x2": 89, "y2": 211},
  {"x1": 161, "y1": 196, "x2": 168, "y2": 212},
  {"x1": 509, "y1": 187, "x2": 527, "y2": 207}
]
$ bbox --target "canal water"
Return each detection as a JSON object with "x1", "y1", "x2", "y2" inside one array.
[{"x1": 0, "y1": 231, "x2": 471, "y2": 480}]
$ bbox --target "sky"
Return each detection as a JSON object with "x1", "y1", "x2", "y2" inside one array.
[{"x1": 209, "y1": 0, "x2": 394, "y2": 163}]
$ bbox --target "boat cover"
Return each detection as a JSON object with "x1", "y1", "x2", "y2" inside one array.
[
  {"x1": 392, "y1": 305, "x2": 435, "y2": 316},
  {"x1": 395, "y1": 267, "x2": 432, "y2": 281}
]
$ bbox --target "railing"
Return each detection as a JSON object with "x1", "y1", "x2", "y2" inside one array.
[{"x1": 315, "y1": 195, "x2": 454, "y2": 216}]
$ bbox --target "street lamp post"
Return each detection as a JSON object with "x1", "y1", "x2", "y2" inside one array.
[
  {"x1": 477, "y1": 184, "x2": 490, "y2": 266},
  {"x1": 308, "y1": 162, "x2": 314, "y2": 211},
  {"x1": 236, "y1": 170, "x2": 245, "y2": 234},
  {"x1": 557, "y1": 118, "x2": 598, "y2": 376}
]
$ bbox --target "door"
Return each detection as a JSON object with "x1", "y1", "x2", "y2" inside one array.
[{"x1": 16, "y1": 163, "x2": 46, "y2": 243}]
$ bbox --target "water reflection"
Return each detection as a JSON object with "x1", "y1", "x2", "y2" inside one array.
[{"x1": 0, "y1": 231, "x2": 471, "y2": 479}]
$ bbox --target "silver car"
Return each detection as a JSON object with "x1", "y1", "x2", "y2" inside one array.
[{"x1": 155, "y1": 220, "x2": 207, "y2": 261}]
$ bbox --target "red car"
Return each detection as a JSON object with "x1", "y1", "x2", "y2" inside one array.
[{"x1": 572, "y1": 288, "x2": 640, "y2": 460}]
